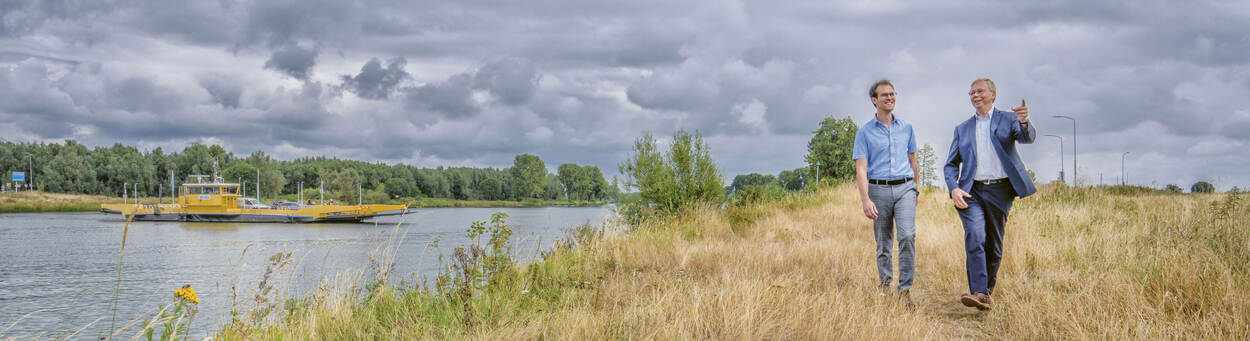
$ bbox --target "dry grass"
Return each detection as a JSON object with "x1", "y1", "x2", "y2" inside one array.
[
  {"x1": 220, "y1": 183, "x2": 1250, "y2": 340},
  {"x1": 0, "y1": 191, "x2": 144, "y2": 213}
]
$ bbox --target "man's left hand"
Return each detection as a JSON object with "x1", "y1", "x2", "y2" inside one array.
[{"x1": 1013, "y1": 99, "x2": 1029, "y2": 124}]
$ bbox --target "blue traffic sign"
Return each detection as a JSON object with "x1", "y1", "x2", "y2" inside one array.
[{"x1": 12, "y1": 171, "x2": 25, "y2": 182}]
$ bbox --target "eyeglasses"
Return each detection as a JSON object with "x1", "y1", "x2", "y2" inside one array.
[
  {"x1": 876, "y1": 92, "x2": 896, "y2": 98},
  {"x1": 968, "y1": 89, "x2": 990, "y2": 96}
]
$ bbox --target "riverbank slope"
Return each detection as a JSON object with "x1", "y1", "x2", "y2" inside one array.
[
  {"x1": 0, "y1": 191, "x2": 144, "y2": 213},
  {"x1": 217, "y1": 183, "x2": 1248, "y2": 339}
]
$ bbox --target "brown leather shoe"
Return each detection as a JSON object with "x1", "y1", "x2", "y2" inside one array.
[{"x1": 960, "y1": 292, "x2": 991, "y2": 310}]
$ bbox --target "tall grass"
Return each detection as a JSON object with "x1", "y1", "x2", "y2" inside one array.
[
  {"x1": 213, "y1": 183, "x2": 1247, "y2": 339},
  {"x1": 0, "y1": 191, "x2": 154, "y2": 213}
]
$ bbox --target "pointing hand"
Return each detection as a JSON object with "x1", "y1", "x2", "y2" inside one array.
[{"x1": 1012, "y1": 99, "x2": 1029, "y2": 124}]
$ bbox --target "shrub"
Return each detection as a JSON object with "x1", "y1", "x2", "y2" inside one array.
[{"x1": 617, "y1": 130, "x2": 723, "y2": 224}]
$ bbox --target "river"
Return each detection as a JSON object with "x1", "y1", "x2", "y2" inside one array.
[{"x1": 0, "y1": 206, "x2": 614, "y2": 339}]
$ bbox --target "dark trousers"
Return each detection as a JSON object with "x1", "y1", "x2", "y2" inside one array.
[{"x1": 957, "y1": 181, "x2": 1015, "y2": 295}]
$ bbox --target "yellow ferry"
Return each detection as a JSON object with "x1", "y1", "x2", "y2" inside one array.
[{"x1": 101, "y1": 173, "x2": 411, "y2": 223}]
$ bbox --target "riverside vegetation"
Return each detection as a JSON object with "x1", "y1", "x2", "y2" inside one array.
[
  {"x1": 195, "y1": 183, "x2": 1248, "y2": 339},
  {"x1": 195, "y1": 130, "x2": 1246, "y2": 339},
  {"x1": 0, "y1": 191, "x2": 155, "y2": 213}
]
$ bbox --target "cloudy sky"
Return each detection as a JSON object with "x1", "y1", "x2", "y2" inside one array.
[{"x1": 2, "y1": 0, "x2": 1248, "y2": 189}]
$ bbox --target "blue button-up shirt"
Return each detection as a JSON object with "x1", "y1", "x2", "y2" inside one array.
[{"x1": 852, "y1": 115, "x2": 918, "y2": 180}]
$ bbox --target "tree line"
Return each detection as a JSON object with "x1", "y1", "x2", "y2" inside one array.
[{"x1": 0, "y1": 140, "x2": 612, "y2": 203}]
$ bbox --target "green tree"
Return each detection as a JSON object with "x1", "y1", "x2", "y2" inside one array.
[
  {"x1": 1164, "y1": 184, "x2": 1184, "y2": 193},
  {"x1": 222, "y1": 163, "x2": 258, "y2": 188},
  {"x1": 778, "y1": 167, "x2": 808, "y2": 191},
  {"x1": 1192, "y1": 181, "x2": 1216, "y2": 193},
  {"x1": 583, "y1": 166, "x2": 608, "y2": 200},
  {"x1": 618, "y1": 130, "x2": 723, "y2": 222},
  {"x1": 477, "y1": 177, "x2": 504, "y2": 200},
  {"x1": 326, "y1": 168, "x2": 364, "y2": 202},
  {"x1": 384, "y1": 177, "x2": 417, "y2": 198},
  {"x1": 543, "y1": 174, "x2": 563, "y2": 200},
  {"x1": 557, "y1": 163, "x2": 581, "y2": 200},
  {"x1": 805, "y1": 116, "x2": 857, "y2": 183},
  {"x1": 450, "y1": 172, "x2": 471, "y2": 200},
  {"x1": 729, "y1": 173, "x2": 777, "y2": 193},
  {"x1": 510, "y1": 154, "x2": 547, "y2": 199},
  {"x1": 41, "y1": 141, "x2": 95, "y2": 194},
  {"x1": 915, "y1": 144, "x2": 939, "y2": 190}
]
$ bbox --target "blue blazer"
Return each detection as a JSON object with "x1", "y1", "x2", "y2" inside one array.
[{"x1": 943, "y1": 108, "x2": 1037, "y2": 198}]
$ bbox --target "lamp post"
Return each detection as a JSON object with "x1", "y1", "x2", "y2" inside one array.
[
  {"x1": 814, "y1": 160, "x2": 821, "y2": 187},
  {"x1": 27, "y1": 153, "x2": 32, "y2": 191},
  {"x1": 1053, "y1": 115, "x2": 1077, "y2": 186},
  {"x1": 1044, "y1": 134, "x2": 1065, "y2": 185},
  {"x1": 1121, "y1": 152, "x2": 1129, "y2": 185}
]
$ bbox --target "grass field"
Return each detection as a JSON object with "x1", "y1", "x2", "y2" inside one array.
[
  {"x1": 208, "y1": 183, "x2": 1247, "y2": 339},
  {"x1": 0, "y1": 191, "x2": 154, "y2": 213}
]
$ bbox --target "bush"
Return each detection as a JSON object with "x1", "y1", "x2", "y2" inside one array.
[{"x1": 617, "y1": 130, "x2": 723, "y2": 224}]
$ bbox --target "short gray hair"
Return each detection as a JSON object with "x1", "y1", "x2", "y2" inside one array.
[{"x1": 971, "y1": 78, "x2": 996, "y2": 93}]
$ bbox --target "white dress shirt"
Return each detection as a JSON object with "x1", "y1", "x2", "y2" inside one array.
[{"x1": 974, "y1": 109, "x2": 1007, "y2": 180}]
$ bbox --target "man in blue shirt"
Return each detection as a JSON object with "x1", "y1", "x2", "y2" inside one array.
[{"x1": 852, "y1": 79, "x2": 920, "y2": 309}]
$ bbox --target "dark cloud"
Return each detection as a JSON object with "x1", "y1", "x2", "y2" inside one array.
[
  {"x1": 473, "y1": 57, "x2": 539, "y2": 105},
  {"x1": 198, "y1": 74, "x2": 243, "y2": 109},
  {"x1": 405, "y1": 73, "x2": 478, "y2": 118},
  {"x1": 341, "y1": 57, "x2": 409, "y2": 100},
  {"x1": 263, "y1": 45, "x2": 318, "y2": 80}
]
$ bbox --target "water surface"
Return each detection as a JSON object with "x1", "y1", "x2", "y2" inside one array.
[{"x1": 0, "y1": 206, "x2": 613, "y2": 339}]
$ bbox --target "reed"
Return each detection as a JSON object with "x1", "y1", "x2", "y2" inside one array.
[{"x1": 219, "y1": 183, "x2": 1249, "y2": 339}]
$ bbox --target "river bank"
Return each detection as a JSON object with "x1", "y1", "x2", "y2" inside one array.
[
  {"x1": 209, "y1": 183, "x2": 1248, "y2": 339},
  {"x1": 0, "y1": 191, "x2": 149, "y2": 213},
  {"x1": 0, "y1": 191, "x2": 609, "y2": 214},
  {"x1": 412, "y1": 197, "x2": 609, "y2": 208}
]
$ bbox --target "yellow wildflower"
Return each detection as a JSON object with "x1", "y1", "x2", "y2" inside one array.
[{"x1": 174, "y1": 284, "x2": 199, "y2": 304}]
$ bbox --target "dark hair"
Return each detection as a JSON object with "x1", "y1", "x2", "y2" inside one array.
[{"x1": 869, "y1": 79, "x2": 894, "y2": 98}]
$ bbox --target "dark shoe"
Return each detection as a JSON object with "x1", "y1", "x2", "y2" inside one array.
[
  {"x1": 899, "y1": 289, "x2": 916, "y2": 310},
  {"x1": 974, "y1": 292, "x2": 992, "y2": 310},
  {"x1": 960, "y1": 292, "x2": 991, "y2": 310}
]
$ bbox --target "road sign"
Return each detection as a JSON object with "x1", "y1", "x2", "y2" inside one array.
[{"x1": 12, "y1": 171, "x2": 25, "y2": 182}]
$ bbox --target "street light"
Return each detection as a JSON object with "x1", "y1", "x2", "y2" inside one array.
[
  {"x1": 22, "y1": 153, "x2": 33, "y2": 192},
  {"x1": 1053, "y1": 115, "x2": 1077, "y2": 186},
  {"x1": 1044, "y1": 134, "x2": 1065, "y2": 184},
  {"x1": 1121, "y1": 152, "x2": 1129, "y2": 185}
]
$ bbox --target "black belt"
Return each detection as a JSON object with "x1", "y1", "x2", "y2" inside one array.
[
  {"x1": 975, "y1": 178, "x2": 1009, "y2": 185},
  {"x1": 868, "y1": 178, "x2": 911, "y2": 185}
]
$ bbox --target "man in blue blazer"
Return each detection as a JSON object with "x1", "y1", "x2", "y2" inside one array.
[{"x1": 943, "y1": 78, "x2": 1036, "y2": 311}]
